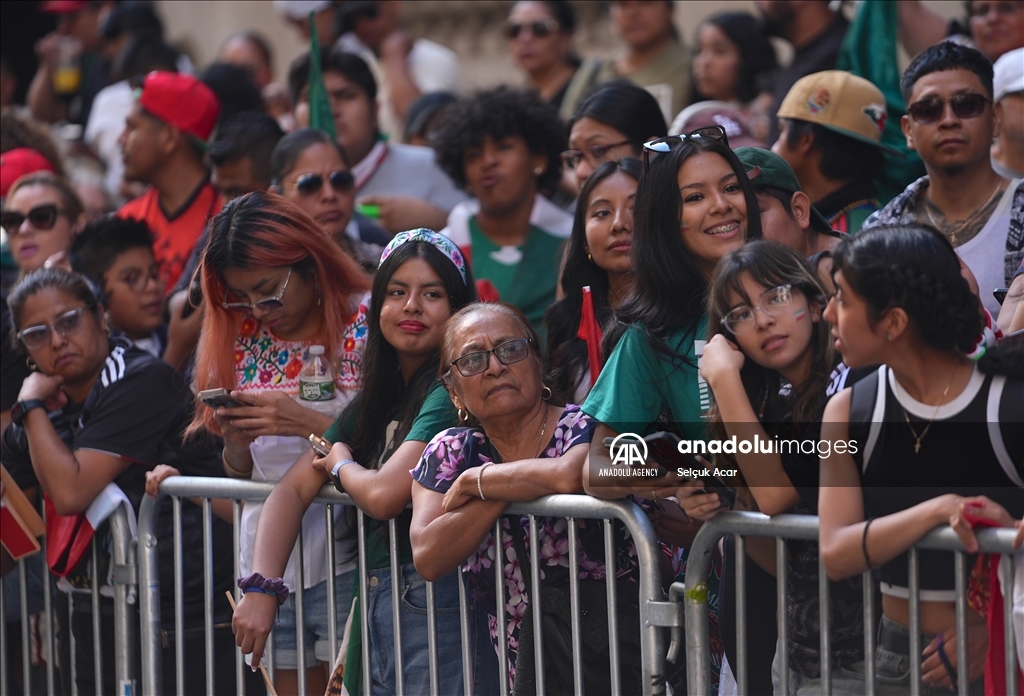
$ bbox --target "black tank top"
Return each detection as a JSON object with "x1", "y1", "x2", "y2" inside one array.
[{"x1": 853, "y1": 366, "x2": 1023, "y2": 599}]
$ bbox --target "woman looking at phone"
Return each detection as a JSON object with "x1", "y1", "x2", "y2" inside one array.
[
  {"x1": 231, "y1": 230, "x2": 496, "y2": 695},
  {"x1": 188, "y1": 191, "x2": 371, "y2": 695}
]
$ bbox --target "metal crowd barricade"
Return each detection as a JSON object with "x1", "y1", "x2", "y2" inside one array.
[
  {"x1": 0, "y1": 503, "x2": 137, "y2": 696},
  {"x1": 677, "y1": 511, "x2": 1022, "y2": 696},
  {"x1": 138, "y1": 477, "x2": 677, "y2": 696}
]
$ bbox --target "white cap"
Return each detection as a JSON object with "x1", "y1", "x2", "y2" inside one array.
[
  {"x1": 993, "y1": 48, "x2": 1024, "y2": 103},
  {"x1": 273, "y1": 0, "x2": 332, "y2": 21},
  {"x1": 309, "y1": 344, "x2": 325, "y2": 355}
]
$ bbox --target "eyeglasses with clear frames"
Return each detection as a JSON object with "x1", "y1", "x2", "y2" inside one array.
[
  {"x1": 17, "y1": 307, "x2": 88, "y2": 349},
  {"x1": 449, "y1": 338, "x2": 532, "y2": 377},
  {"x1": 221, "y1": 268, "x2": 292, "y2": 314},
  {"x1": 720, "y1": 284, "x2": 794, "y2": 334},
  {"x1": 560, "y1": 140, "x2": 633, "y2": 171}
]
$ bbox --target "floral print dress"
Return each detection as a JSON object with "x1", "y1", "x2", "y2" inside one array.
[{"x1": 411, "y1": 405, "x2": 641, "y2": 688}]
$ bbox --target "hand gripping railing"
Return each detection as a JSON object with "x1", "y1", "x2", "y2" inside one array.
[
  {"x1": 676, "y1": 511, "x2": 1021, "y2": 696},
  {"x1": 138, "y1": 477, "x2": 678, "y2": 696}
]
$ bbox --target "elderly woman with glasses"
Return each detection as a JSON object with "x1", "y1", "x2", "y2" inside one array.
[
  {"x1": 186, "y1": 190, "x2": 371, "y2": 693},
  {"x1": 410, "y1": 301, "x2": 644, "y2": 694}
]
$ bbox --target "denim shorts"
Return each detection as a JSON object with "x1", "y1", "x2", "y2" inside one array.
[
  {"x1": 265, "y1": 570, "x2": 355, "y2": 670},
  {"x1": 873, "y1": 614, "x2": 984, "y2": 696},
  {"x1": 365, "y1": 563, "x2": 499, "y2": 696}
]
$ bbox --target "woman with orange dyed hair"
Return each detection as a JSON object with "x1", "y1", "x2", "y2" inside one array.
[{"x1": 188, "y1": 190, "x2": 371, "y2": 692}]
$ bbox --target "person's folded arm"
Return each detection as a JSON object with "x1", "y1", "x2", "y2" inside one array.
[
  {"x1": 329, "y1": 439, "x2": 424, "y2": 520},
  {"x1": 410, "y1": 480, "x2": 508, "y2": 582},
  {"x1": 583, "y1": 423, "x2": 683, "y2": 501}
]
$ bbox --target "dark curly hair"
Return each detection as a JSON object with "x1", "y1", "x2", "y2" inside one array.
[
  {"x1": 432, "y1": 86, "x2": 565, "y2": 193},
  {"x1": 832, "y1": 224, "x2": 1022, "y2": 377}
]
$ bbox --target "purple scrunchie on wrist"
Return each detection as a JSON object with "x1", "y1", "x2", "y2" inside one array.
[{"x1": 237, "y1": 573, "x2": 289, "y2": 606}]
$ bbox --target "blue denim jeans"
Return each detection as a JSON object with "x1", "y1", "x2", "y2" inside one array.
[
  {"x1": 365, "y1": 563, "x2": 499, "y2": 696},
  {"x1": 270, "y1": 570, "x2": 355, "y2": 669},
  {"x1": 873, "y1": 615, "x2": 985, "y2": 696}
]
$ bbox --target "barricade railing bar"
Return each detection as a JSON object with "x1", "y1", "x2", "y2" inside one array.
[
  {"x1": 679, "y1": 511, "x2": 1022, "y2": 696},
  {"x1": 139, "y1": 477, "x2": 674, "y2": 696},
  {"x1": 0, "y1": 503, "x2": 136, "y2": 696}
]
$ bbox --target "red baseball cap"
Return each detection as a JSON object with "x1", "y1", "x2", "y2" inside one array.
[
  {"x1": 137, "y1": 71, "x2": 220, "y2": 147},
  {"x1": 1, "y1": 148, "x2": 57, "y2": 198},
  {"x1": 40, "y1": 1, "x2": 89, "y2": 13}
]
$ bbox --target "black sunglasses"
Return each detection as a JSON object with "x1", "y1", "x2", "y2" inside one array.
[
  {"x1": 906, "y1": 93, "x2": 989, "y2": 125},
  {"x1": 1, "y1": 203, "x2": 64, "y2": 234},
  {"x1": 641, "y1": 126, "x2": 729, "y2": 175},
  {"x1": 504, "y1": 19, "x2": 559, "y2": 40},
  {"x1": 293, "y1": 170, "x2": 355, "y2": 197}
]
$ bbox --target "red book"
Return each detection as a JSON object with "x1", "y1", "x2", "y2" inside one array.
[{"x1": 1, "y1": 465, "x2": 44, "y2": 561}]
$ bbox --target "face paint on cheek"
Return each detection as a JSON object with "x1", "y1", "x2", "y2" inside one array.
[{"x1": 792, "y1": 308, "x2": 807, "y2": 321}]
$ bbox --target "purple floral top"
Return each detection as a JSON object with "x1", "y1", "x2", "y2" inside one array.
[{"x1": 411, "y1": 405, "x2": 640, "y2": 688}]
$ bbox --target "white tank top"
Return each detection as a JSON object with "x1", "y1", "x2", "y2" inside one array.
[{"x1": 956, "y1": 179, "x2": 1021, "y2": 316}]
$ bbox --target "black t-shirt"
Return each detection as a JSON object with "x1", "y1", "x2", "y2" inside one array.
[
  {"x1": 0, "y1": 285, "x2": 33, "y2": 412},
  {"x1": 1, "y1": 337, "x2": 233, "y2": 626}
]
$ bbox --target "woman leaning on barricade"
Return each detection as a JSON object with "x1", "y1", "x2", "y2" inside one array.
[
  {"x1": 580, "y1": 126, "x2": 763, "y2": 692},
  {"x1": 410, "y1": 302, "x2": 645, "y2": 695},
  {"x1": 818, "y1": 224, "x2": 1024, "y2": 694},
  {"x1": 678, "y1": 240, "x2": 869, "y2": 694},
  {"x1": 0, "y1": 268, "x2": 238, "y2": 695},
  {"x1": 185, "y1": 190, "x2": 371, "y2": 695},
  {"x1": 229, "y1": 230, "x2": 496, "y2": 695}
]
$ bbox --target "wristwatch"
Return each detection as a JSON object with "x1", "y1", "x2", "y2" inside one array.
[
  {"x1": 11, "y1": 399, "x2": 46, "y2": 426},
  {"x1": 329, "y1": 459, "x2": 357, "y2": 490}
]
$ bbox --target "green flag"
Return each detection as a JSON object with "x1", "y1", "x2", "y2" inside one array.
[
  {"x1": 308, "y1": 11, "x2": 337, "y2": 140},
  {"x1": 836, "y1": 0, "x2": 924, "y2": 205}
]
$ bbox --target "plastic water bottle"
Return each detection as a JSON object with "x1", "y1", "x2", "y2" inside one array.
[{"x1": 299, "y1": 345, "x2": 336, "y2": 403}]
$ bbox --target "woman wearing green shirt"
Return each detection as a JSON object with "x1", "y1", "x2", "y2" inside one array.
[
  {"x1": 230, "y1": 230, "x2": 495, "y2": 695},
  {"x1": 435, "y1": 86, "x2": 573, "y2": 339}
]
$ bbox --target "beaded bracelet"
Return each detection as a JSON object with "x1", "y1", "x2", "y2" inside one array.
[{"x1": 477, "y1": 462, "x2": 494, "y2": 500}]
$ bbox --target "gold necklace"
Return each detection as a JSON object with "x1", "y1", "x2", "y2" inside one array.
[
  {"x1": 492, "y1": 407, "x2": 550, "y2": 462},
  {"x1": 900, "y1": 369, "x2": 955, "y2": 454},
  {"x1": 924, "y1": 181, "x2": 1002, "y2": 246}
]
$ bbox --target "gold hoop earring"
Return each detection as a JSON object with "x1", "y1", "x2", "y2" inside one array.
[
  {"x1": 457, "y1": 407, "x2": 469, "y2": 424},
  {"x1": 541, "y1": 385, "x2": 552, "y2": 401},
  {"x1": 587, "y1": 253, "x2": 593, "y2": 262},
  {"x1": 26, "y1": 357, "x2": 38, "y2": 371}
]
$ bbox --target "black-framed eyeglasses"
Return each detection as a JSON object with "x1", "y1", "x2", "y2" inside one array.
[
  {"x1": 221, "y1": 268, "x2": 291, "y2": 314},
  {"x1": 293, "y1": 170, "x2": 355, "y2": 197},
  {"x1": 17, "y1": 307, "x2": 88, "y2": 349},
  {"x1": 560, "y1": 140, "x2": 633, "y2": 171},
  {"x1": 1, "y1": 203, "x2": 65, "y2": 234},
  {"x1": 969, "y1": 1, "x2": 1023, "y2": 19},
  {"x1": 504, "y1": 18, "x2": 559, "y2": 40},
  {"x1": 907, "y1": 93, "x2": 989, "y2": 124},
  {"x1": 720, "y1": 284, "x2": 794, "y2": 335},
  {"x1": 449, "y1": 338, "x2": 532, "y2": 377},
  {"x1": 641, "y1": 126, "x2": 728, "y2": 175}
]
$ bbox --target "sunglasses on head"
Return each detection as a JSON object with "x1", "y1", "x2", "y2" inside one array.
[
  {"x1": 504, "y1": 18, "x2": 559, "y2": 40},
  {"x1": 293, "y1": 171, "x2": 355, "y2": 197},
  {"x1": 906, "y1": 93, "x2": 989, "y2": 125},
  {"x1": 641, "y1": 126, "x2": 729, "y2": 175},
  {"x1": 0, "y1": 204, "x2": 64, "y2": 234}
]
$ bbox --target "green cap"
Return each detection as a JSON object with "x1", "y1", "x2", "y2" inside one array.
[{"x1": 734, "y1": 147, "x2": 834, "y2": 235}]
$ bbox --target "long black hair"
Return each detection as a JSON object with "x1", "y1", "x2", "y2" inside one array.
[
  {"x1": 569, "y1": 80, "x2": 668, "y2": 153},
  {"x1": 691, "y1": 12, "x2": 778, "y2": 104},
  {"x1": 344, "y1": 241, "x2": 477, "y2": 467},
  {"x1": 608, "y1": 136, "x2": 762, "y2": 366},
  {"x1": 544, "y1": 158, "x2": 642, "y2": 402},
  {"x1": 832, "y1": 224, "x2": 1023, "y2": 377}
]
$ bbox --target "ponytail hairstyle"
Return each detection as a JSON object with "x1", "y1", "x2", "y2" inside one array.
[
  {"x1": 544, "y1": 157, "x2": 641, "y2": 402},
  {"x1": 831, "y1": 224, "x2": 1023, "y2": 377},
  {"x1": 187, "y1": 191, "x2": 372, "y2": 436}
]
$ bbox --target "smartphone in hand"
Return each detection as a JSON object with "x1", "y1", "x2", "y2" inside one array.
[
  {"x1": 197, "y1": 388, "x2": 245, "y2": 409},
  {"x1": 309, "y1": 434, "x2": 332, "y2": 457}
]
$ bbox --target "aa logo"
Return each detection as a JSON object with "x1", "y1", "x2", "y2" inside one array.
[{"x1": 609, "y1": 433, "x2": 648, "y2": 467}]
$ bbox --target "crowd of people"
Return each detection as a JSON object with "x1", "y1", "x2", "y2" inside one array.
[{"x1": 1, "y1": 1, "x2": 1022, "y2": 695}]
